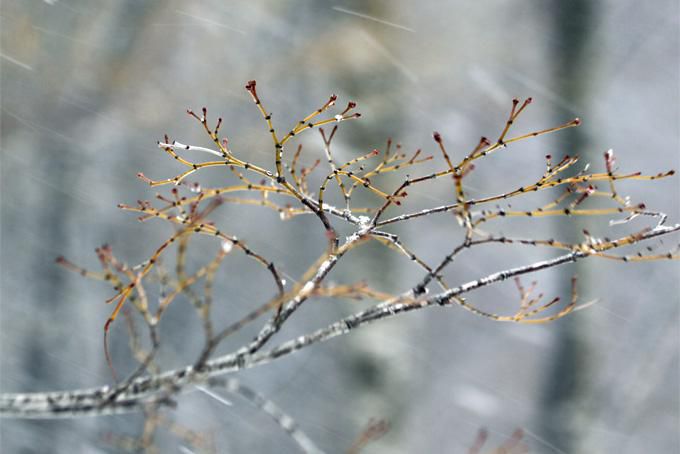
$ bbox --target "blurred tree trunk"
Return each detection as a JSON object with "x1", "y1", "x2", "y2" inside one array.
[
  {"x1": 1, "y1": 2, "x2": 158, "y2": 451},
  {"x1": 328, "y1": 2, "x2": 411, "y2": 451},
  {"x1": 537, "y1": 1, "x2": 599, "y2": 452}
]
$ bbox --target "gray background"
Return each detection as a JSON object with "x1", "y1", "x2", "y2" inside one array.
[{"x1": 1, "y1": 1, "x2": 678, "y2": 453}]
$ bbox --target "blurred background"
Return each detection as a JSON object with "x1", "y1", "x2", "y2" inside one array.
[{"x1": 1, "y1": 1, "x2": 678, "y2": 452}]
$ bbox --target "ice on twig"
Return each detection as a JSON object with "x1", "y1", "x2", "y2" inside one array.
[{"x1": 221, "y1": 240, "x2": 233, "y2": 253}]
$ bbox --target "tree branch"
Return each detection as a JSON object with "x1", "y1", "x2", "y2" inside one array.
[{"x1": 2, "y1": 223, "x2": 677, "y2": 419}]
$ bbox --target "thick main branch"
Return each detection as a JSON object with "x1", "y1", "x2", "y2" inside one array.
[{"x1": 2, "y1": 222, "x2": 676, "y2": 419}]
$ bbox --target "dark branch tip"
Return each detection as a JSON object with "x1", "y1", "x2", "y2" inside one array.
[{"x1": 432, "y1": 131, "x2": 442, "y2": 143}]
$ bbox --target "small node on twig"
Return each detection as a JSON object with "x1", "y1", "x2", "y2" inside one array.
[
  {"x1": 245, "y1": 80, "x2": 257, "y2": 94},
  {"x1": 137, "y1": 173, "x2": 153, "y2": 185},
  {"x1": 340, "y1": 101, "x2": 356, "y2": 116}
]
